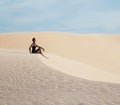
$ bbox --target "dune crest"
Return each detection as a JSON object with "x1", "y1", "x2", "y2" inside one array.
[
  {"x1": 0, "y1": 32, "x2": 120, "y2": 74},
  {"x1": 39, "y1": 53, "x2": 120, "y2": 83},
  {"x1": 0, "y1": 31, "x2": 120, "y2": 104},
  {"x1": 0, "y1": 50, "x2": 120, "y2": 105}
]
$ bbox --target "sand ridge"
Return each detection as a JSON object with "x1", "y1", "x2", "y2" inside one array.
[
  {"x1": 0, "y1": 32, "x2": 120, "y2": 82},
  {"x1": 0, "y1": 49, "x2": 120, "y2": 105},
  {"x1": 0, "y1": 32, "x2": 120, "y2": 105},
  {"x1": 39, "y1": 53, "x2": 120, "y2": 83},
  {"x1": 0, "y1": 49, "x2": 120, "y2": 83},
  {"x1": 0, "y1": 32, "x2": 120, "y2": 74}
]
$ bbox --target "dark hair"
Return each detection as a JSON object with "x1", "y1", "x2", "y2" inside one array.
[{"x1": 32, "y1": 38, "x2": 36, "y2": 42}]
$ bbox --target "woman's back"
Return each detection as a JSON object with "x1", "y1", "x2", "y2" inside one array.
[{"x1": 31, "y1": 43, "x2": 37, "y2": 53}]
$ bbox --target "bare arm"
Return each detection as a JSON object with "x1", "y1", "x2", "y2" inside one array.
[
  {"x1": 29, "y1": 44, "x2": 32, "y2": 53},
  {"x1": 36, "y1": 45, "x2": 45, "y2": 52}
]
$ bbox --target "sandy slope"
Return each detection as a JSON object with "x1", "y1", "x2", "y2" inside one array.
[
  {"x1": 0, "y1": 32, "x2": 120, "y2": 82},
  {"x1": 0, "y1": 32, "x2": 120, "y2": 74},
  {"x1": 39, "y1": 54, "x2": 120, "y2": 83},
  {"x1": 0, "y1": 50, "x2": 120, "y2": 105},
  {"x1": 0, "y1": 32, "x2": 120, "y2": 105}
]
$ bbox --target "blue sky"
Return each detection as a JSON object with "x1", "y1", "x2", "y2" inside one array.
[{"x1": 0, "y1": 0, "x2": 120, "y2": 33}]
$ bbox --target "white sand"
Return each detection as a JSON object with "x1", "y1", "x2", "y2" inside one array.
[
  {"x1": 0, "y1": 49, "x2": 120, "y2": 105},
  {"x1": 1, "y1": 32, "x2": 120, "y2": 82},
  {"x1": 0, "y1": 32, "x2": 120, "y2": 105},
  {"x1": 0, "y1": 32, "x2": 120, "y2": 74},
  {"x1": 39, "y1": 53, "x2": 120, "y2": 83}
]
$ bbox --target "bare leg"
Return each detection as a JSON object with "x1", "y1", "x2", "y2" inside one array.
[
  {"x1": 37, "y1": 49, "x2": 48, "y2": 59},
  {"x1": 40, "y1": 52, "x2": 49, "y2": 59}
]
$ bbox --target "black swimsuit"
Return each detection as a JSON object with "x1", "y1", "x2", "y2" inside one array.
[
  {"x1": 32, "y1": 46, "x2": 40, "y2": 53},
  {"x1": 32, "y1": 46, "x2": 38, "y2": 53}
]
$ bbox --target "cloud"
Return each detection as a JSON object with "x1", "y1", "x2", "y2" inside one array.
[{"x1": 0, "y1": 0, "x2": 120, "y2": 33}]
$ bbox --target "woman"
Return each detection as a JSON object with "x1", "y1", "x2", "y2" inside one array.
[{"x1": 29, "y1": 38, "x2": 47, "y2": 58}]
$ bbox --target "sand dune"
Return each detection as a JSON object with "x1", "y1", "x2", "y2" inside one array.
[
  {"x1": 0, "y1": 50, "x2": 120, "y2": 105},
  {"x1": 0, "y1": 32, "x2": 120, "y2": 74},
  {"x1": 0, "y1": 32, "x2": 120, "y2": 79},
  {"x1": 39, "y1": 54, "x2": 120, "y2": 83},
  {"x1": 0, "y1": 32, "x2": 120, "y2": 104}
]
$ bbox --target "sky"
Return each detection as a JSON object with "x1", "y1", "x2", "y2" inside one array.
[{"x1": 0, "y1": 0, "x2": 120, "y2": 33}]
